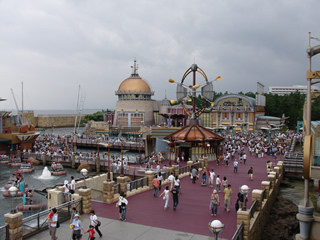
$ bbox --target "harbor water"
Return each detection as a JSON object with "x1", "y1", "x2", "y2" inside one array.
[{"x1": 0, "y1": 127, "x2": 140, "y2": 226}]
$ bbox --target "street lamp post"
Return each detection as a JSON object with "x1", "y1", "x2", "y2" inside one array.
[
  {"x1": 120, "y1": 140, "x2": 125, "y2": 177},
  {"x1": 169, "y1": 142, "x2": 172, "y2": 167},
  {"x1": 208, "y1": 220, "x2": 225, "y2": 240},
  {"x1": 138, "y1": 134, "x2": 141, "y2": 163},
  {"x1": 8, "y1": 186, "x2": 18, "y2": 214},
  {"x1": 295, "y1": 32, "x2": 320, "y2": 240},
  {"x1": 240, "y1": 185, "x2": 250, "y2": 211},
  {"x1": 107, "y1": 144, "x2": 111, "y2": 181},
  {"x1": 97, "y1": 138, "x2": 100, "y2": 156},
  {"x1": 80, "y1": 168, "x2": 88, "y2": 189}
]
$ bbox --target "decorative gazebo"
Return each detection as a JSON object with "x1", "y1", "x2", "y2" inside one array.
[
  {"x1": 164, "y1": 63, "x2": 224, "y2": 165},
  {"x1": 164, "y1": 124, "x2": 224, "y2": 163}
]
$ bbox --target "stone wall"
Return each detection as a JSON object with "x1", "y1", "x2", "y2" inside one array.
[
  {"x1": 22, "y1": 111, "x2": 85, "y2": 128},
  {"x1": 236, "y1": 162, "x2": 284, "y2": 240}
]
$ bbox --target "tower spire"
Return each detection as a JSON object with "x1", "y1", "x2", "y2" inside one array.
[{"x1": 130, "y1": 59, "x2": 139, "y2": 77}]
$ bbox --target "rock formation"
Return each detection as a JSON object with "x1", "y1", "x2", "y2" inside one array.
[{"x1": 262, "y1": 197, "x2": 299, "y2": 240}]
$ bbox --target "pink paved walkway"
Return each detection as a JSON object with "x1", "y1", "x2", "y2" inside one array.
[{"x1": 92, "y1": 147, "x2": 277, "y2": 239}]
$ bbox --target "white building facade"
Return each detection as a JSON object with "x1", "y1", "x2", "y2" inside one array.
[{"x1": 268, "y1": 85, "x2": 320, "y2": 95}]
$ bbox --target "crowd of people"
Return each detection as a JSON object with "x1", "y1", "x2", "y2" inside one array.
[{"x1": 46, "y1": 129, "x2": 297, "y2": 238}]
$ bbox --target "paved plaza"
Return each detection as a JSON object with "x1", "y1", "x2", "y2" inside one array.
[
  {"x1": 29, "y1": 146, "x2": 276, "y2": 240},
  {"x1": 27, "y1": 214, "x2": 226, "y2": 240}
]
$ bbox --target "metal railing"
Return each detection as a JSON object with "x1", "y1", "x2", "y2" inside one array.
[
  {"x1": 21, "y1": 198, "x2": 82, "y2": 239},
  {"x1": 269, "y1": 180, "x2": 273, "y2": 190},
  {"x1": 249, "y1": 200, "x2": 257, "y2": 219},
  {"x1": 193, "y1": 162, "x2": 200, "y2": 169},
  {"x1": 0, "y1": 224, "x2": 8, "y2": 240},
  {"x1": 127, "y1": 177, "x2": 148, "y2": 192},
  {"x1": 231, "y1": 221, "x2": 244, "y2": 240},
  {"x1": 262, "y1": 189, "x2": 266, "y2": 200},
  {"x1": 179, "y1": 166, "x2": 188, "y2": 175}
]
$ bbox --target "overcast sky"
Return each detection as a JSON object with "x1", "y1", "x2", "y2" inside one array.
[{"x1": 0, "y1": 0, "x2": 319, "y2": 112}]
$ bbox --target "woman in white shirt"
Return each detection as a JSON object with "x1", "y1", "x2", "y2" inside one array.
[
  {"x1": 63, "y1": 180, "x2": 69, "y2": 202},
  {"x1": 118, "y1": 194, "x2": 128, "y2": 221},
  {"x1": 159, "y1": 186, "x2": 170, "y2": 210},
  {"x1": 48, "y1": 208, "x2": 58, "y2": 240},
  {"x1": 174, "y1": 176, "x2": 180, "y2": 194},
  {"x1": 90, "y1": 210, "x2": 102, "y2": 238}
]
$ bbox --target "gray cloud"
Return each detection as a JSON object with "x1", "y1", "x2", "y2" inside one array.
[{"x1": 0, "y1": 0, "x2": 319, "y2": 111}]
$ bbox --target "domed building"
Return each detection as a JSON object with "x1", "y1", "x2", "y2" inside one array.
[{"x1": 113, "y1": 60, "x2": 157, "y2": 128}]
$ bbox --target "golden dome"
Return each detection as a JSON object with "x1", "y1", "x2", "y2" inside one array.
[{"x1": 118, "y1": 77, "x2": 151, "y2": 93}]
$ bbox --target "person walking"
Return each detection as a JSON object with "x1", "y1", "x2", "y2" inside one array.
[
  {"x1": 63, "y1": 180, "x2": 69, "y2": 202},
  {"x1": 202, "y1": 168, "x2": 207, "y2": 185},
  {"x1": 233, "y1": 159, "x2": 238, "y2": 173},
  {"x1": 90, "y1": 210, "x2": 102, "y2": 238},
  {"x1": 70, "y1": 176, "x2": 76, "y2": 194},
  {"x1": 209, "y1": 169, "x2": 216, "y2": 188},
  {"x1": 168, "y1": 172, "x2": 175, "y2": 190},
  {"x1": 157, "y1": 172, "x2": 163, "y2": 191},
  {"x1": 222, "y1": 176, "x2": 228, "y2": 189},
  {"x1": 243, "y1": 153, "x2": 247, "y2": 164},
  {"x1": 118, "y1": 194, "x2": 128, "y2": 221},
  {"x1": 210, "y1": 190, "x2": 220, "y2": 216},
  {"x1": 224, "y1": 184, "x2": 233, "y2": 212},
  {"x1": 48, "y1": 208, "x2": 58, "y2": 240},
  {"x1": 174, "y1": 176, "x2": 181, "y2": 194},
  {"x1": 70, "y1": 207, "x2": 82, "y2": 224},
  {"x1": 85, "y1": 225, "x2": 96, "y2": 240},
  {"x1": 72, "y1": 214, "x2": 84, "y2": 240},
  {"x1": 159, "y1": 186, "x2": 170, "y2": 210},
  {"x1": 191, "y1": 166, "x2": 198, "y2": 184},
  {"x1": 171, "y1": 186, "x2": 180, "y2": 210},
  {"x1": 215, "y1": 175, "x2": 222, "y2": 192},
  {"x1": 152, "y1": 176, "x2": 160, "y2": 197},
  {"x1": 248, "y1": 167, "x2": 253, "y2": 181}
]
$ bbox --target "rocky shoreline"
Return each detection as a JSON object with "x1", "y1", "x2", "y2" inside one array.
[
  {"x1": 261, "y1": 197, "x2": 299, "y2": 240},
  {"x1": 262, "y1": 196, "x2": 299, "y2": 240}
]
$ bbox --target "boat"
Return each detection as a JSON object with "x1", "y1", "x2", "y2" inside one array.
[
  {"x1": 8, "y1": 158, "x2": 22, "y2": 167},
  {"x1": 2, "y1": 188, "x2": 29, "y2": 198},
  {"x1": 4, "y1": 173, "x2": 28, "y2": 189},
  {"x1": 19, "y1": 162, "x2": 34, "y2": 173},
  {"x1": 0, "y1": 155, "x2": 9, "y2": 164},
  {"x1": 17, "y1": 202, "x2": 46, "y2": 212},
  {"x1": 0, "y1": 93, "x2": 40, "y2": 159},
  {"x1": 4, "y1": 182, "x2": 28, "y2": 190},
  {"x1": 50, "y1": 162, "x2": 67, "y2": 176}
]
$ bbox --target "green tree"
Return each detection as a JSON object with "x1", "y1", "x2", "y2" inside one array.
[
  {"x1": 245, "y1": 92, "x2": 256, "y2": 98},
  {"x1": 81, "y1": 109, "x2": 112, "y2": 124},
  {"x1": 312, "y1": 95, "x2": 320, "y2": 120}
]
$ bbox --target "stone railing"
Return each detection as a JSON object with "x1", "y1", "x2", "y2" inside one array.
[
  {"x1": 47, "y1": 161, "x2": 202, "y2": 210},
  {"x1": 235, "y1": 161, "x2": 284, "y2": 240}
]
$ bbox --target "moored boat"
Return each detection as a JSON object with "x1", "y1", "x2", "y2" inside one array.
[
  {"x1": 50, "y1": 162, "x2": 66, "y2": 176},
  {"x1": 4, "y1": 182, "x2": 28, "y2": 190},
  {"x1": 4, "y1": 172, "x2": 28, "y2": 189},
  {"x1": 2, "y1": 188, "x2": 29, "y2": 198},
  {"x1": 0, "y1": 155, "x2": 9, "y2": 164},
  {"x1": 17, "y1": 202, "x2": 46, "y2": 212},
  {"x1": 19, "y1": 163, "x2": 34, "y2": 173},
  {"x1": 8, "y1": 158, "x2": 22, "y2": 167}
]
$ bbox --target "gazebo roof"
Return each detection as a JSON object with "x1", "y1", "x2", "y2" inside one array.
[{"x1": 164, "y1": 124, "x2": 224, "y2": 143}]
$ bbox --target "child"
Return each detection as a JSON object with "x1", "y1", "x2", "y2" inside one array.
[
  {"x1": 48, "y1": 209, "x2": 53, "y2": 229},
  {"x1": 86, "y1": 225, "x2": 96, "y2": 240}
]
